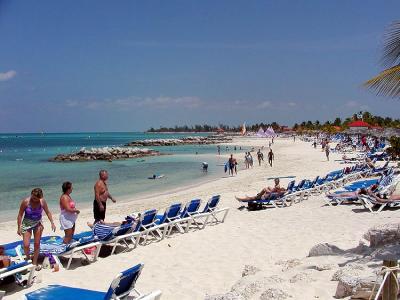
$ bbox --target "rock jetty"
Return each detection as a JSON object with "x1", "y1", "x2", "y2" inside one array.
[
  {"x1": 125, "y1": 136, "x2": 232, "y2": 147},
  {"x1": 51, "y1": 147, "x2": 160, "y2": 162}
]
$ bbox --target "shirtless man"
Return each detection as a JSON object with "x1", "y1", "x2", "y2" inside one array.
[
  {"x1": 93, "y1": 170, "x2": 116, "y2": 223},
  {"x1": 268, "y1": 149, "x2": 274, "y2": 167},
  {"x1": 235, "y1": 178, "x2": 286, "y2": 202}
]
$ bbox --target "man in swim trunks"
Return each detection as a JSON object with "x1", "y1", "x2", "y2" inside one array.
[
  {"x1": 235, "y1": 178, "x2": 286, "y2": 202},
  {"x1": 93, "y1": 170, "x2": 116, "y2": 223},
  {"x1": 228, "y1": 154, "x2": 235, "y2": 176},
  {"x1": 257, "y1": 149, "x2": 264, "y2": 166},
  {"x1": 268, "y1": 149, "x2": 274, "y2": 167}
]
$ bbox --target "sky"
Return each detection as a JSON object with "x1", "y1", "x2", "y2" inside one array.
[{"x1": 0, "y1": 0, "x2": 400, "y2": 133}]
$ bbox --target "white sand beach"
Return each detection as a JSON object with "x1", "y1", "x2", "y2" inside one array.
[{"x1": 1, "y1": 137, "x2": 399, "y2": 299}]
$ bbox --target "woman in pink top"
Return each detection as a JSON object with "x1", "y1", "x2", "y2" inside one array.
[{"x1": 59, "y1": 182, "x2": 80, "y2": 244}]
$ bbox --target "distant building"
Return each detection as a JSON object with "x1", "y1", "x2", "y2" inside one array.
[{"x1": 347, "y1": 120, "x2": 370, "y2": 132}]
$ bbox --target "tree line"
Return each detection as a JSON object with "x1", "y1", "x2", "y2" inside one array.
[{"x1": 147, "y1": 111, "x2": 400, "y2": 133}]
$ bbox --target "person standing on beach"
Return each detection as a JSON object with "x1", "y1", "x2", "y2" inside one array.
[
  {"x1": 257, "y1": 149, "x2": 264, "y2": 166},
  {"x1": 17, "y1": 188, "x2": 56, "y2": 269},
  {"x1": 217, "y1": 145, "x2": 220, "y2": 155},
  {"x1": 228, "y1": 154, "x2": 235, "y2": 176},
  {"x1": 93, "y1": 170, "x2": 116, "y2": 223},
  {"x1": 268, "y1": 149, "x2": 274, "y2": 167},
  {"x1": 325, "y1": 143, "x2": 330, "y2": 161},
  {"x1": 248, "y1": 152, "x2": 253, "y2": 168},
  {"x1": 59, "y1": 182, "x2": 80, "y2": 244}
]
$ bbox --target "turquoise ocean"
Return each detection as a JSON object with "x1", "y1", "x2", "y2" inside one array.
[{"x1": 0, "y1": 132, "x2": 239, "y2": 219}]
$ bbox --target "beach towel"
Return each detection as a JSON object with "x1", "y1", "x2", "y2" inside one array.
[
  {"x1": 93, "y1": 223, "x2": 114, "y2": 241},
  {"x1": 27, "y1": 236, "x2": 67, "y2": 255}
]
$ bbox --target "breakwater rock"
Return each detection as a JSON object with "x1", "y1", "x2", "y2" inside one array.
[
  {"x1": 51, "y1": 147, "x2": 161, "y2": 162},
  {"x1": 125, "y1": 136, "x2": 232, "y2": 147}
]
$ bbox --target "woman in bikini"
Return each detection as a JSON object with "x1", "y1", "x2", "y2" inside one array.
[
  {"x1": 17, "y1": 188, "x2": 56, "y2": 270},
  {"x1": 59, "y1": 182, "x2": 80, "y2": 244}
]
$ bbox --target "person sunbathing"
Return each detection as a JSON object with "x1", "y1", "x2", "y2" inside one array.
[
  {"x1": 365, "y1": 157, "x2": 376, "y2": 169},
  {"x1": 235, "y1": 178, "x2": 286, "y2": 202},
  {"x1": 0, "y1": 246, "x2": 11, "y2": 268},
  {"x1": 365, "y1": 183, "x2": 400, "y2": 203},
  {"x1": 326, "y1": 184, "x2": 378, "y2": 199}
]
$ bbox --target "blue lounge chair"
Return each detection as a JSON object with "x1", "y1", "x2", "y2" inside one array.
[
  {"x1": 368, "y1": 161, "x2": 389, "y2": 176},
  {"x1": 36, "y1": 232, "x2": 101, "y2": 270},
  {"x1": 179, "y1": 199, "x2": 207, "y2": 232},
  {"x1": 325, "y1": 193, "x2": 359, "y2": 206},
  {"x1": 180, "y1": 199, "x2": 202, "y2": 218},
  {"x1": 155, "y1": 203, "x2": 184, "y2": 236},
  {"x1": 286, "y1": 180, "x2": 296, "y2": 193},
  {"x1": 1, "y1": 261, "x2": 35, "y2": 293},
  {"x1": 343, "y1": 179, "x2": 379, "y2": 192},
  {"x1": 200, "y1": 195, "x2": 229, "y2": 224},
  {"x1": 242, "y1": 192, "x2": 287, "y2": 210},
  {"x1": 3, "y1": 241, "x2": 24, "y2": 260},
  {"x1": 23, "y1": 263, "x2": 162, "y2": 300},
  {"x1": 137, "y1": 209, "x2": 168, "y2": 244},
  {"x1": 93, "y1": 221, "x2": 139, "y2": 255}
]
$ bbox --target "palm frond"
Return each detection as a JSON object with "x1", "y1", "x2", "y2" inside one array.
[
  {"x1": 364, "y1": 64, "x2": 400, "y2": 97},
  {"x1": 381, "y1": 21, "x2": 400, "y2": 67}
]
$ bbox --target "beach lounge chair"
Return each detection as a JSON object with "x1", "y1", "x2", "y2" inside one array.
[
  {"x1": 0, "y1": 261, "x2": 35, "y2": 290},
  {"x1": 325, "y1": 192, "x2": 359, "y2": 206},
  {"x1": 37, "y1": 232, "x2": 101, "y2": 270},
  {"x1": 137, "y1": 209, "x2": 168, "y2": 244},
  {"x1": 343, "y1": 178, "x2": 379, "y2": 192},
  {"x1": 23, "y1": 263, "x2": 162, "y2": 300},
  {"x1": 200, "y1": 195, "x2": 229, "y2": 224},
  {"x1": 179, "y1": 199, "x2": 209, "y2": 232},
  {"x1": 93, "y1": 221, "x2": 141, "y2": 255},
  {"x1": 286, "y1": 180, "x2": 296, "y2": 193},
  {"x1": 263, "y1": 192, "x2": 288, "y2": 208},
  {"x1": 2, "y1": 242, "x2": 24, "y2": 261},
  {"x1": 241, "y1": 192, "x2": 288, "y2": 210},
  {"x1": 154, "y1": 203, "x2": 185, "y2": 236},
  {"x1": 367, "y1": 161, "x2": 389, "y2": 176},
  {"x1": 357, "y1": 195, "x2": 391, "y2": 213}
]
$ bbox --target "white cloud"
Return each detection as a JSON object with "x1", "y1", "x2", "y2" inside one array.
[
  {"x1": 257, "y1": 101, "x2": 272, "y2": 108},
  {"x1": 65, "y1": 99, "x2": 79, "y2": 107},
  {"x1": 345, "y1": 100, "x2": 359, "y2": 108},
  {"x1": 344, "y1": 100, "x2": 369, "y2": 111},
  {"x1": 0, "y1": 70, "x2": 17, "y2": 82},
  {"x1": 287, "y1": 102, "x2": 297, "y2": 107},
  {"x1": 136, "y1": 96, "x2": 202, "y2": 108},
  {"x1": 65, "y1": 96, "x2": 203, "y2": 110}
]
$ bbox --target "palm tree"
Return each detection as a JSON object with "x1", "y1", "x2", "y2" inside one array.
[{"x1": 364, "y1": 21, "x2": 400, "y2": 97}]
